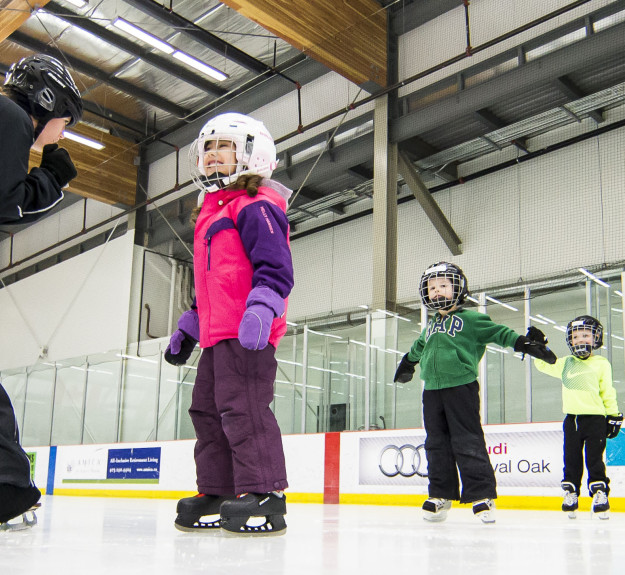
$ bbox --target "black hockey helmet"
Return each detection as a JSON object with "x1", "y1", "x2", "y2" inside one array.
[
  {"x1": 566, "y1": 315, "x2": 603, "y2": 359},
  {"x1": 419, "y1": 262, "x2": 469, "y2": 311},
  {"x1": 4, "y1": 54, "x2": 82, "y2": 128}
]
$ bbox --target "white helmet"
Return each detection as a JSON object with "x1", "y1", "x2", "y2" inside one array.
[{"x1": 189, "y1": 112, "x2": 277, "y2": 196}]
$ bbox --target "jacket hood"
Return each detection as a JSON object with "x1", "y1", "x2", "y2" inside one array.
[{"x1": 261, "y1": 178, "x2": 293, "y2": 202}]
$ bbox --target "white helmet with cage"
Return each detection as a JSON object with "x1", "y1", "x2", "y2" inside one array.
[
  {"x1": 189, "y1": 112, "x2": 277, "y2": 197},
  {"x1": 566, "y1": 315, "x2": 603, "y2": 359},
  {"x1": 419, "y1": 262, "x2": 469, "y2": 311}
]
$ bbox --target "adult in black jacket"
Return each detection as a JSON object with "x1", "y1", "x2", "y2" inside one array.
[
  {"x1": 0, "y1": 53, "x2": 82, "y2": 225},
  {"x1": 0, "y1": 54, "x2": 81, "y2": 529}
]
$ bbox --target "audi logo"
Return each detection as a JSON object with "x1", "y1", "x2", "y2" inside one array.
[{"x1": 379, "y1": 443, "x2": 428, "y2": 478}]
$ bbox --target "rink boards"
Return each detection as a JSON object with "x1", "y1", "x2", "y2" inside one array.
[{"x1": 24, "y1": 421, "x2": 625, "y2": 511}]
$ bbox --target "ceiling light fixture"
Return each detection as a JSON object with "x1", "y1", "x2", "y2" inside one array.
[
  {"x1": 64, "y1": 0, "x2": 88, "y2": 7},
  {"x1": 485, "y1": 295, "x2": 518, "y2": 312},
  {"x1": 63, "y1": 131, "x2": 105, "y2": 150},
  {"x1": 112, "y1": 18, "x2": 175, "y2": 54},
  {"x1": 173, "y1": 51, "x2": 228, "y2": 81}
]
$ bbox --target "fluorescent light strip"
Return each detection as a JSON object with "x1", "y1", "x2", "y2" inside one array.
[
  {"x1": 173, "y1": 51, "x2": 228, "y2": 81},
  {"x1": 307, "y1": 329, "x2": 343, "y2": 339},
  {"x1": 529, "y1": 315, "x2": 549, "y2": 325},
  {"x1": 466, "y1": 296, "x2": 480, "y2": 304},
  {"x1": 63, "y1": 131, "x2": 105, "y2": 150},
  {"x1": 615, "y1": 291, "x2": 624, "y2": 297},
  {"x1": 116, "y1": 353, "x2": 157, "y2": 364},
  {"x1": 113, "y1": 18, "x2": 174, "y2": 54},
  {"x1": 535, "y1": 314, "x2": 557, "y2": 324},
  {"x1": 64, "y1": 0, "x2": 87, "y2": 7},
  {"x1": 578, "y1": 268, "x2": 611, "y2": 288},
  {"x1": 553, "y1": 325, "x2": 567, "y2": 332},
  {"x1": 485, "y1": 295, "x2": 518, "y2": 312}
]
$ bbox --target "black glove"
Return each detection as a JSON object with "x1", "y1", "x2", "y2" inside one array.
[
  {"x1": 394, "y1": 354, "x2": 418, "y2": 383},
  {"x1": 526, "y1": 326, "x2": 548, "y2": 346},
  {"x1": 40, "y1": 143, "x2": 77, "y2": 187},
  {"x1": 514, "y1": 335, "x2": 557, "y2": 364},
  {"x1": 164, "y1": 331, "x2": 197, "y2": 366},
  {"x1": 606, "y1": 413, "x2": 623, "y2": 439}
]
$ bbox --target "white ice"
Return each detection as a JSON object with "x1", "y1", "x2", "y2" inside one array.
[{"x1": 1, "y1": 496, "x2": 624, "y2": 575}]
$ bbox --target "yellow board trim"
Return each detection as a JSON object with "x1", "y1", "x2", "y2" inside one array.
[
  {"x1": 51, "y1": 489, "x2": 324, "y2": 504},
  {"x1": 339, "y1": 493, "x2": 625, "y2": 512},
  {"x1": 46, "y1": 490, "x2": 625, "y2": 512}
]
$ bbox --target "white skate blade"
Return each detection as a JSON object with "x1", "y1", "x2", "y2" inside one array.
[
  {"x1": 567, "y1": 511, "x2": 577, "y2": 519},
  {"x1": 423, "y1": 510, "x2": 449, "y2": 523},
  {"x1": 591, "y1": 510, "x2": 610, "y2": 520},
  {"x1": 0, "y1": 510, "x2": 38, "y2": 532}
]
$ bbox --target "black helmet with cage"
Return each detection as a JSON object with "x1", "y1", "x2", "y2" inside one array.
[
  {"x1": 4, "y1": 54, "x2": 82, "y2": 133},
  {"x1": 566, "y1": 315, "x2": 603, "y2": 360},
  {"x1": 419, "y1": 262, "x2": 469, "y2": 311}
]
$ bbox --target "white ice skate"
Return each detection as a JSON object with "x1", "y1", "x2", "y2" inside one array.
[
  {"x1": 0, "y1": 503, "x2": 40, "y2": 532},
  {"x1": 422, "y1": 498, "x2": 452, "y2": 522},
  {"x1": 561, "y1": 484, "x2": 578, "y2": 519},
  {"x1": 472, "y1": 499, "x2": 496, "y2": 524},
  {"x1": 589, "y1": 482, "x2": 610, "y2": 520}
]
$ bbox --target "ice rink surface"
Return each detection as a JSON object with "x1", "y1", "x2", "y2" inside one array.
[{"x1": 1, "y1": 496, "x2": 624, "y2": 575}]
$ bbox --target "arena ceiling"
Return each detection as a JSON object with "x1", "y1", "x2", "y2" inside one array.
[{"x1": 1, "y1": 0, "x2": 625, "y2": 260}]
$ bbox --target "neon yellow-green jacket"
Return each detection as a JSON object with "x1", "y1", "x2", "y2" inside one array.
[{"x1": 534, "y1": 354, "x2": 618, "y2": 415}]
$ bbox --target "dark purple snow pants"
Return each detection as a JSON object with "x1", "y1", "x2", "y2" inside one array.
[{"x1": 189, "y1": 338, "x2": 288, "y2": 495}]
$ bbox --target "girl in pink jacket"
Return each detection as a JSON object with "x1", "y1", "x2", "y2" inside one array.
[{"x1": 165, "y1": 113, "x2": 293, "y2": 536}]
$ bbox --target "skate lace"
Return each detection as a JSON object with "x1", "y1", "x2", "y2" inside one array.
[
  {"x1": 429, "y1": 498, "x2": 447, "y2": 505},
  {"x1": 563, "y1": 492, "x2": 577, "y2": 505},
  {"x1": 593, "y1": 490, "x2": 608, "y2": 505}
]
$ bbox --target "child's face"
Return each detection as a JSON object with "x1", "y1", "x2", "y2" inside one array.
[
  {"x1": 203, "y1": 139, "x2": 237, "y2": 176},
  {"x1": 427, "y1": 276, "x2": 454, "y2": 302},
  {"x1": 571, "y1": 328, "x2": 594, "y2": 347}
]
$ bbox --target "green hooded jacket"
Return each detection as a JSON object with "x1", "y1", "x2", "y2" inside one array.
[{"x1": 407, "y1": 308, "x2": 520, "y2": 390}]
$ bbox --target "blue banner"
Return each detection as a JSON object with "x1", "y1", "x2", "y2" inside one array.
[{"x1": 107, "y1": 447, "x2": 161, "y2": 480}]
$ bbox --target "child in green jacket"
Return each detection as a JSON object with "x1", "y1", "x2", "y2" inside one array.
[
  {"x1": 532, "y1": 316, "x2": 621, "y2": 520},
  {"x1": 394, "y1": 262, "x2": 556, "y2": 524}
]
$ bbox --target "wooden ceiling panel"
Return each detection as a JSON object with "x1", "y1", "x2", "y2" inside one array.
[
  {"x1": 222, "y1": 0, "x2": 387, "y2": 88},
  {"x1": 30, "y1": 125, "x2": 138, "y2": 207},
  {"x1": 0, "y1": 0, "x2": 51, "y2": 42}
]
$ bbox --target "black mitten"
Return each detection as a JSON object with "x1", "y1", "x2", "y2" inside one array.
[
  {"x1": 606, "y1": 413, "x2": 623, "y2": 439},
  {"x1": 40, "y1": 143, "x2": 77, "y2": 187},
  {"x1": 526, "y1": 326, "x2": 548, "y2": 346},
  {"x1": 394, "y1": 354, "x2": 418, "y2": 383},
  {"x1": 514, "y1": 335, "x2": 557, "y2": 364},
  {"x1": 164, "y1": 332, "x2": 197, "y2": 366}
]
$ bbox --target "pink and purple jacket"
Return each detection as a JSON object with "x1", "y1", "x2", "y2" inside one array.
[{"x1": 193, "y1": 180, "x2": 293, "y2": 349}]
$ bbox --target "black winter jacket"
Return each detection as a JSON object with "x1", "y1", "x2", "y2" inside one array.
[{"x1": 0, "y1": 95, "x2": 64, "y2": 225}]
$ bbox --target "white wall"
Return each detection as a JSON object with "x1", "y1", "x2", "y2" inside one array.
[
  {"x1": 286, "y1": 116, "x2": 625, "y2": 319},
  {"x1": 0, "y1": 233, "x2": 135, "y2": 370}
]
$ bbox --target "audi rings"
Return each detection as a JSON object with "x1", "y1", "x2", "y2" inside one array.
[{"x1": 379, "y1": 443, "x2": 428, "y2": 478}]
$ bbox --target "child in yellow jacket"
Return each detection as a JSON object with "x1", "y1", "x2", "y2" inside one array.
[{"x1": 531, "y1": 316, "x2": 622, "y2": 519}]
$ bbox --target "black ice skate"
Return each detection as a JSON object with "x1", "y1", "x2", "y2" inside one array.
[
  {"x1": 422, "y1": 498, "x2": 452, "y2": 522},
  {"x1": 472, "y1": 499, "x2": 496, "y2": 524},
  {"x1": 174, "y1": 493, "x2": 232, "y2": 532},
  {"x1": 589, "y1": 482, "x2": 610, "y2": 520},
  {"x1": 220, "y1": 492, "x2": 287, "y2": 536},
  {"x1": 561, "y1": 482, "x2": 578, "y2": 519},
  {"x1": 0, "y1": 484, "x2": 41, "y2": 532}
]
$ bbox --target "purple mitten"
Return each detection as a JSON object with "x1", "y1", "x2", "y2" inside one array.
[{"x1": 238, "y1": 286, "x2": 285, "y2": 351}]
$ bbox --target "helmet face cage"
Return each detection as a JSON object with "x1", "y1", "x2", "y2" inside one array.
[
  {"x1": 189, "y1": 113, "x2": 277, "y2": 195},
  {"x1": 566, "y1": 316, "x2": 603, "y2": 359},
  {"x1": 4, "y1": 54, "x2": 82, "y2": 127},
  {"x1": 419, "y1": 262, "x2": 468, "y2": 311}
]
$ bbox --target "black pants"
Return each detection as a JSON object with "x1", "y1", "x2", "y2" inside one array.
[
  {"x1": 563, "y1": 414, "x2": 608, "y2": 496},
  {"x1": 423, "y1": 381, "x2": 496, "y2": 503},
  {"x1": 0, "y1": 383, "x2": 32, "y2": 488}
]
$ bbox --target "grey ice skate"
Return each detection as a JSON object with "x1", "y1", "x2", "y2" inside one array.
[
  {"x1": 472, "y1": 499, "x2": 496, "y2": 524},
  {"x1": 174, "y1": 493, "x2": 232, "y2": 532},
  {"x1": 422, "y1": 498, "x2": 452, "y2": 522}
]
